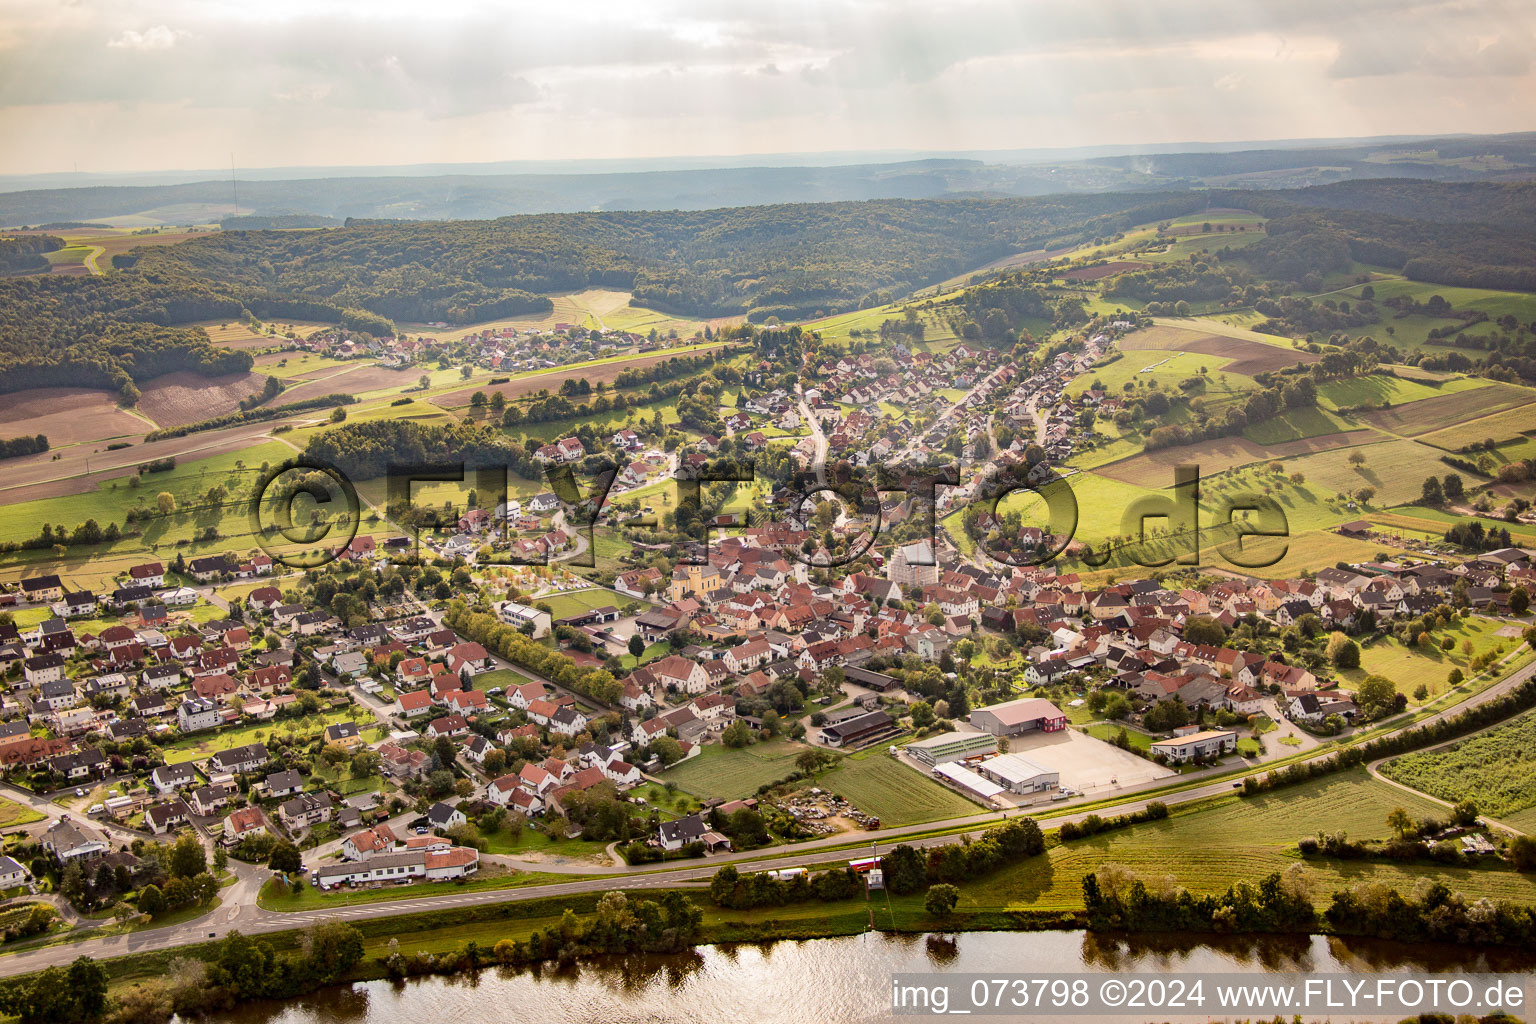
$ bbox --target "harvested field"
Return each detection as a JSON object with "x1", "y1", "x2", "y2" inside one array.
[
  {"x1": 1063, "y1": 260, "x2": 1151, "y2": 281},
  {"x1": 0, "y1": 421, "x2": 292, "y2": 503},
  {"x1": 436, "y1": 346, "x2": 729, "y2": 408},
  {"x1": 136, "y1": 371, "x2": 269, "y2": 428},
  {"x1": 0, "y1": 387, "x2": 147, "y2": 445},
  {"x1": 1096, "y1": 429, "x2": 1379, "y2": 487},
  {"x1": 1117, "y1": 325, "x2": 1317, "y2": 377},
  {"x1": 1359, "y1": 382, "x2": 1535, "y2": 437},
  {"x1": 86, "y1": 229, "x2": 207, "y2": 266},
  {"x1": 277, "y1": 364, "x2": 417, "y2": 404}
]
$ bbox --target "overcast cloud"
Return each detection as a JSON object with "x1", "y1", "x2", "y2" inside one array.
[{"x1": 0, "y1": 0, "x2": 1531, "y2": 174}]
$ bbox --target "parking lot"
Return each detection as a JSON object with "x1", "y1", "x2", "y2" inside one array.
[{"x1": 1007, "y1": 727, "x2": 1175, "y2": 795}]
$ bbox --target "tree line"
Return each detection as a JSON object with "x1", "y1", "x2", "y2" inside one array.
[{"x1": 0, "y1": 433, "x2": 47, "y2": 460}]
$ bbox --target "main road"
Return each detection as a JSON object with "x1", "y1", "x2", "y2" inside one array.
[{"x1": 2, "y1": 652, "x2": 1530, "y2": 978}]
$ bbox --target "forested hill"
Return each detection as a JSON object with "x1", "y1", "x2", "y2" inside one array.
[
  {"x1": 1217, "y1": 180, "x2": 1536, "y2": 292},
  {"x1": 126, "y1": 193, "x2": 1205, "y2": 323}
]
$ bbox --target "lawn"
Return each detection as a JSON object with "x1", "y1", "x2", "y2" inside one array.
[
  {"x1": 475, "y1": 668, "x2": 536, "y2": 692},
  {"x1": 163, "y1": 707, "x2": 375, "y2": 764},
  {"x1": 619, "y1": 641, "x2": 670, "y2": 670},
  {"x1": 820, "y1": 751, "x2": 983, "y2": 826},
  {"x1": 476, "y1": 825, "x2": 616, "y2": 860},
  {"x1": 1380, "y1": 710, "x2": 1536, "y2": 820},
  {"x1": 0, "y1": 798, "x2": 45, "y2": 830},
  {"x1": 538, "y1": 588, "x2": 629, "y2": 620},
  {"x1": 664, "y1": 740, "x2": 811, "y2": 801},
  {"x1": 1084, "y1": 723, "x2": 1152, "y2": 751}
]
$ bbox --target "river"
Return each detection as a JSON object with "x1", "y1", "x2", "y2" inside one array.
[{"x1": 210, "y1": 929, "x2": 1536, "y2": 1024}]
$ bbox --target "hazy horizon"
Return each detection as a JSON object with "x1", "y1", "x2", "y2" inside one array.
[{"x1": 1, "y1": 0, "x2": 1533, "y2": 177}]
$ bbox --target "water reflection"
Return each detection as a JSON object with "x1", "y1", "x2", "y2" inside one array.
[{"x1": 209, "y1": 930, "x2": 1536, "y2": 1024}]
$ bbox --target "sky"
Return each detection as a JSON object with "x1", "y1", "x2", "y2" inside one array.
[{"x1": 0, "y1": 0, "x2": 1533, "y2": 175}]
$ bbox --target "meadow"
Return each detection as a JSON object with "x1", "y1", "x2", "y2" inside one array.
[
  {"x1": 1360, "y1": 383, "x2": 1535, "y2": 437},
  {"x1": 1315, "y1": 373, "x2": 1487, "y2": 412},
  {"x1": 396, "y1": 288, "x2": 716, "y2": 341},
  {"x1": 162, "y1": 707, "x2": 377, "y2": 764},
  {"x1": 1340, "y1": 614, "x2": 1511, "y2": 700},
  {"x1": 0, "y1": 439, "x2": 295, "y2": 548},
  {"x1": 1372, "y1": 507, "x2": 1536, "y2": 546},
  {"x1": 819, "y1": 751, "x2": 983, "y2": 826},
  {"x1": 663, "y1": 740, "x2": 810, "y2": 801},
  {"x1": 1240, "y1": 406, "x2": 1353, "y2": 445},
  {"x1": 1419, "y1": 404, "x2": 1536, "y2": 451}
]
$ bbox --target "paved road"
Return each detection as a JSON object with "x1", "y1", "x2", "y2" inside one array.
[{"x1": 3, "y1": 627, "x2": 1530, "y2": 978}]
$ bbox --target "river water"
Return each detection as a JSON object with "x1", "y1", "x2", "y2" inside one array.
[{"x1": 216, "y1": 930, "x2": 1536, "y2": 1024}]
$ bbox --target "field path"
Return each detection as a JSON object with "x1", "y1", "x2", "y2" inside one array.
[{"x1": 1366, "y1": 750, "x2": 1526, "y2": 837}]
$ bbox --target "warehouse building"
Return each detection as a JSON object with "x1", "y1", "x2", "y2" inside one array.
[
  {"x1": 968, "y1": 697, "x2": 1068, "y2": 737},
  {"x1": 974, "y1": 753, "x2": 1060, "y2": 794}
]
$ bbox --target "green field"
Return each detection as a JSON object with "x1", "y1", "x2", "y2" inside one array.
[
  {"x1": 820, "y1": 752, "x2": 983, "y2": 826},
  {"x1": 961, "y1": 770, "x2": 1536, "y2": 913},
  {"x1": 1315, "y1": 373, "x2": 1484, "y2": 412},
  {"x1": 538, "y1": 588, "x2": 630, "y2": 619},
  {"x1": 1070, "y1": 349, "x2": 1247, "y2": 398},
  {"x1": 1263, "y1": 438, "x2": 1457, "y2": 508},
  {"x1": 1330, "y1": 279, "x2": 1536, "y2": 352},
  {"x1": 0, "y1": 440, "x2": 296, "y2": 549},
  {"x1": 1241, "y1": 405, "x2": 1353, "y2": 444},
  {"x1": 1341, "y1": 615, "x2": 1512, "y2": 699},
  {"x1": 163, "y1": 707, "x2": 377, "y2": 764},
  {"x1": 1419, "y1": 403, "x2": 1536, "y2": 452},
  {"x1": 1380, "y1": 711, "x2": 1536, "y2": 819},
  {"x1": 0, "y1": 797, "x2": 45, "y2": 830},
  {"x1": 663, "y1": 740, "x2": 810, "y2": 801},
  {"x1": 1360, "y1": 382, "x2": 1536, "y2": 437},
  {"x1": 1372, "y1": 507, "x2": 1536, "y2": 546}
]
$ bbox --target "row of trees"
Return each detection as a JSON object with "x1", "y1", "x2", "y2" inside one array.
[
  {"x1": 442, "y1": 599, "x2": 624, "y2": 705},
  {"x1": 709, "y1": 817, "x2": 1047, "y2": 911},
  {"x1": 0, "y1": 433, "x2": 47, "y2": 460}
]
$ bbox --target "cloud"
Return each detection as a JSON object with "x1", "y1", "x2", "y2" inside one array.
[
  {"x1": 0, "y1": 0, "x2": 1533, "y2": 174},
  {"x1": 106, "y1": 25, "x2": 185, "y2": 51},
  {"x1": 1330, "y1": 30, "x2": 1533, "y2": 78}
]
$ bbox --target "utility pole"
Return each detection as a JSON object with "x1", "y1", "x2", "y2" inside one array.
[{"x1": 231, "y1": 153, "x2": 239, "y2": 218}]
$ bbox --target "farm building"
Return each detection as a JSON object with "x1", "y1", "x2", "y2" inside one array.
[
  {"x1": 968, "y1": 697, "x2": 1067, "y2": 737},
  {"x1": 820, "y1": 709, "x2": 898, "y2": 748}
]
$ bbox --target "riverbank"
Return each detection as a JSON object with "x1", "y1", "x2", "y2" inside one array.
[{"x1": 105, "y1": 924, "x2": 1536, "y2": 1024}]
